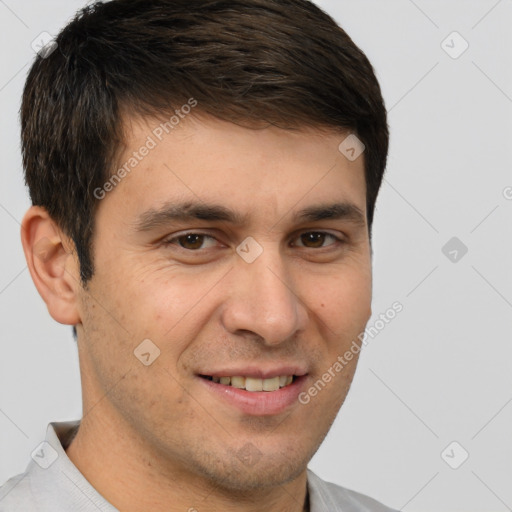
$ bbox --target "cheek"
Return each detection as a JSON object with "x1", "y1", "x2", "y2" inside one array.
[
  {"x1": 113, "y1": 267, "x2": 227, "y2": 351},
  {"x1": 308, "y1": 264, "x2": 372, "y2": 338},
  {"x1": 78, "y1": 280, "x2": 205, "y2": 430}
]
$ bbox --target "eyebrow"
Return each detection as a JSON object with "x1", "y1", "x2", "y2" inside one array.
[{"x1": 133, "y1": 200, "x2": 366, "y2": 232}]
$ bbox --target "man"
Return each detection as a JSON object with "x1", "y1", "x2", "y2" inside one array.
[{"x1": 0, "y1": 0, "x2": 395, "y2": 510}]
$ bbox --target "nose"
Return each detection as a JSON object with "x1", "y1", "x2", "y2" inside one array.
[{"x1": 220, "y1": 244, "x2": 309, "y2": 346}]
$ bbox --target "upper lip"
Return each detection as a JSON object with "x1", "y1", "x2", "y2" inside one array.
[{"x1": 197, "y1": 365, "x2": 308, "y2": 379}]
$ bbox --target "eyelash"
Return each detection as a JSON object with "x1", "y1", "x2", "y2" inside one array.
[{"x1": 162, "y1": 231, "x2": 344, "y2": 252}]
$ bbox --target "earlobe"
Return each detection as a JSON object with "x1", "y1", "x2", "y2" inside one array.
[{"x1": 20, "y1": 206, "x2": 81, "y2": 325}]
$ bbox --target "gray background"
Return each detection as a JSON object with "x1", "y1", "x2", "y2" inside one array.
[{"x1": 1, "y1": 1, "x2": 511, "y2": 510}]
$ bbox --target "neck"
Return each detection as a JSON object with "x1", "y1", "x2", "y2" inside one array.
[{"x1": 65, "y1": 407, "x2": 309, "y2": 512}]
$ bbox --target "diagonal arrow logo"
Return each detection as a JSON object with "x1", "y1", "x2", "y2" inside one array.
[
  {"x1": 338, "y1": 134, "x2": 365, "y2": 161},
  {"x1": 236, "y1": 237, "x2": 263, "y2": 263},
  {"x1": 442, "y1": 236, "x2": 468, "y2": 263},
  {"x1": 31, "y1": 441, "x2": 58, "y2": 468},
  {"x1": 441, "y1": 31, "x2": 469, "y2": 59},
  {"x1": 441, "y1": 441, "x2": 469, "y2": 469},
  {"x1": 134, "y1": 339, "x2": 161, "y2": 366}
]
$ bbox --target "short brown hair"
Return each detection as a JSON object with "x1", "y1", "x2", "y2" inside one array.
[{"x1": 21, "y1": 0, "x2": 389, "y2": 284}]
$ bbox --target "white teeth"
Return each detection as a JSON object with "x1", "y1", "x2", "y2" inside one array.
[
  {"x1": 245, "y1": 377, "x2": 263, "y2": 391},
  {"x1": 230, "y1": 376, "x2": 245, "y2": 389},
  {"x1": 263, "y1": 376, "x2": 280, "y2": 391},
  {"x1": 209, "y1": 375, "x2": 295, "y2": 391}
]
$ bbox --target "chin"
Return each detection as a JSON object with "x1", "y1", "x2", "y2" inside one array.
[{"x1": 191, "y1": 445, "x2": 311, "y2": 493}]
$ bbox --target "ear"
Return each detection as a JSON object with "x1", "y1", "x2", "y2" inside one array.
[{"x1": 20, "y1": 206, "x2": 81, "y2": 325}]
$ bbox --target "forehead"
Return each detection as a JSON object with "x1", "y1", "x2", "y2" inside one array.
[{"x1": 104, "y1": 113, "x2": 367, "y2": 226}]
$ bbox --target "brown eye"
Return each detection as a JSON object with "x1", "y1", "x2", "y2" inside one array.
[
  {"x1": 164, "y1": 233, "x2": 218, "y2": 251},
  {"x1": 177, "y1": 234, "x2": 204, "y2": 250},
  {"x1": 294, "y1": 232, "x2": 339, "y2": 249}
]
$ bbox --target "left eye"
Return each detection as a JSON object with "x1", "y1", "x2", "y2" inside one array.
[
  {"x1": 292, "y1": 232, "x2": 340, "y2": 248},
  {"x1": 163, "y1": 231, "x2": 341, "y2": 251}
]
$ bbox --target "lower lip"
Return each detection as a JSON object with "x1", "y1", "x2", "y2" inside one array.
[{"x1": 198, "y1": 375, "x2": 308, "y2": 416}]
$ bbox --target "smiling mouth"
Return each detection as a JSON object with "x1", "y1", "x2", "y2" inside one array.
[{"x1": 199, "y1": 375, "x2": 296, "y2": 392}]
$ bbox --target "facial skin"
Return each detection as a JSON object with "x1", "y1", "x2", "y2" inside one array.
[{"x1": 22, "y1": 114, "x2": 372, "y2": 512}]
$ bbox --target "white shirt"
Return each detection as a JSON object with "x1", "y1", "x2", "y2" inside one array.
[{"x1": 0, "y1": 421, "x2": 397, "y2": 511}]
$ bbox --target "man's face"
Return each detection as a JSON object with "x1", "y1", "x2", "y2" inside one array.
[{"x1": 75, "y1": 114, "x2": 372, "y2": 490}]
